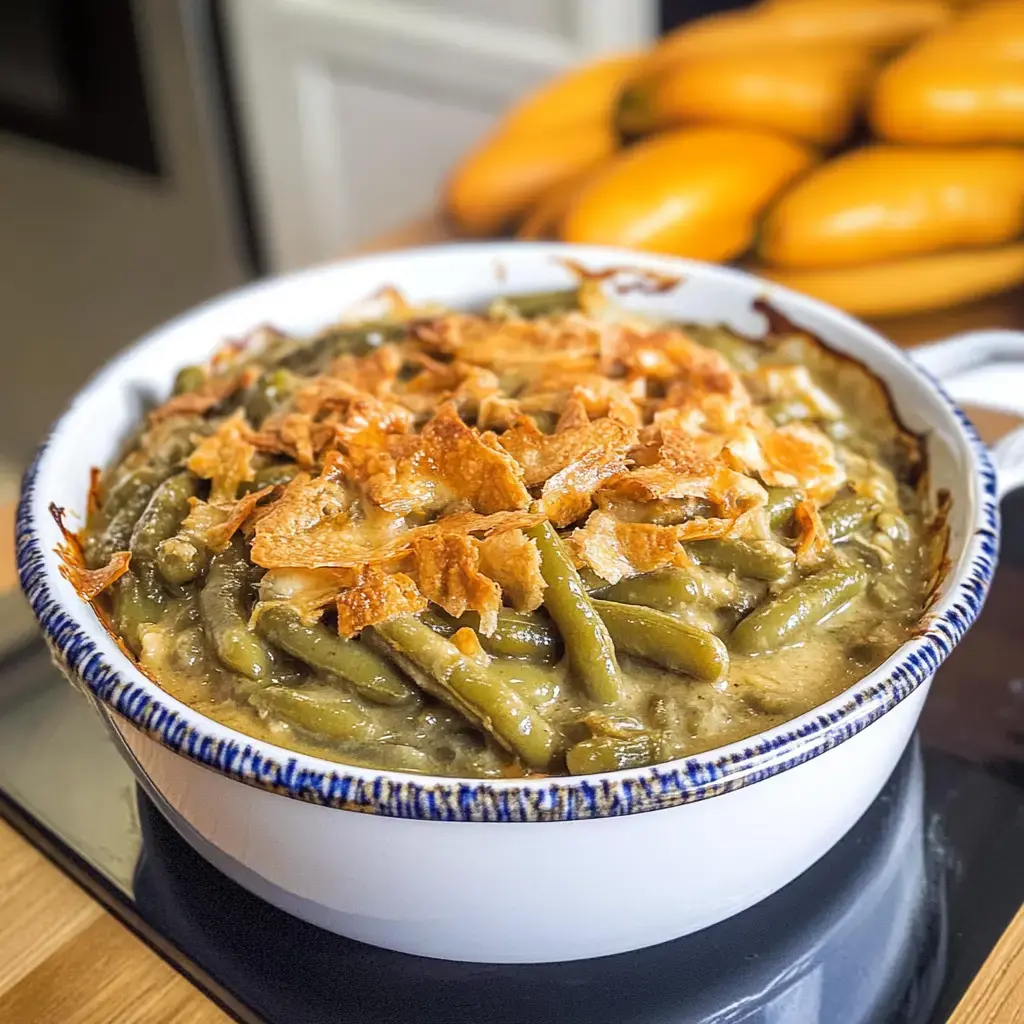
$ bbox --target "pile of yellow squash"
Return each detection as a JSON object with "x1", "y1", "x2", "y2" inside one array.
[{"x1": 444, "y1": 0, "x2": 1024, "y2": 317}]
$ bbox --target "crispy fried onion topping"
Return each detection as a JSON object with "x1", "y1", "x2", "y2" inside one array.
[
  {"x1": 478, "y1": 529, "x2": 546, "y2": 612},
  {"x1": 419, "y1": 402, "x2": 530, "y2": 514},
  {"x1": 336, "y1": 569, "x2": 426, "y2": 637},
  {"x1": 149, "y1": 366, "x2": 260, "y2": 424},
  {"x1": 250, "y1": 413, "x2": 335, "y2": 467},
  {"x1": 606, "y1": 429, "x2": 766, "y2": 512},
  {"x1": 761, "y1": 423, "x2": 845, "y2": 503},
  {"x1": 62, "y1": 550, "x2": 131, "y2": 601},
  {"x1": 51, "y1": 503, "x2": 130, "y2": 601},
  {"x1": 186, "y1": 411, "x2": 256, "y2": 503},
  {"x1": 411, "y1": 534, "x2": 501, "y2": 635},
  {"x1": 746, "y1": 365, "x2": 843, "y2": 420},
  {"x1": 181, "y1": 485, "x2": 276, "y2": 554},
  {"x1": 88, "y1": 301, "x2": 866, "y2": 635},
  {"x1": 413, "y1": 313, "x2": 604, "y2": 377},
  {"x1": 571, "y1": 510, "x2": 695, "y2": 585},
  {"x1": 498, "y1": 416, "x2": 637, "y2": 487},
  {"x1": 258, "y1": 566, "x2": 364, "y2": 623},
  {"x1": 793, "y1": 498, "x2": 832, "y2": 570},
  {"x1": 250, "y1": 459, "x2": 542, "y2": 571}
]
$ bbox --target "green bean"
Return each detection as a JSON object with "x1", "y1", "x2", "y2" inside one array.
[
  {"x1": 280, "y1": 322, "x2": 409, "y2": 374},
  {"x1": 592, "y1": 600, "x2": 728, "y2": 681},
  {"x1": 820, "y1": 496, "x2": 880, "y2": 542},
  {"x1": 238, "y1": 462, "x2": 302, "y2": 498},
  {"x1": 429, "y1": 595, "x2": 728, "y2": 681},
  {"x1": 875, "y1": 510, "x2": 911, "y2": 544},
  {"x1": 251, "y1": 463, "x2": 302, "y2": 490},
  {"x1": 687, "y1": 324, "x2": 760, "y2": 371},
  {"x1": 245, "y1": 368, "x2": 299, "y2": 423},
  {"x1": 495, "y1": 288, "x2": 580, "y2": 319},
  {"x1": 421, "y1": 608, "x2": 560, "y2": 663},
  {"x1": 415, "y1": 615, "x2": 462, "y2": 640},
  {"x1": 106, "y1": 463, "x2": 165, "y2": 513},
  {"x1": 144, "y1": 418, "x2": 205, "y2": 470},
  {"x1": 578, "y1": 568, "x2": 609, "y2": 593},
  {"x1": 173, "y1": 365, "x2": 206, "y2": 395},
  {"x1": 92, "y1": 423, "x2": 202, "y2": 564},
  {"x1": 84, "y1": 466, "x2": 166, "y2": 568},
  {"x1": 765, "y1": 487, "x2": 800, "y2": 531},
  {"x1": 527, "y1": 521, "x2": 623, "y2": 705},
  {"x1": 111, "y1": 572, "x2": 164, "y2": 656},
  {"x1": 849, "y1": 533, "x2": 896, "y2": 572},
  {"x1": 689, "y1": 538, "x2": 795, "y2": 581},
  {"x1": 332, "y1": 321, "x2": 412, "y2": 349},
  {"x1": 491, "y1": 660, "x2": 561, "y2": 707},
  {"x1": 199, "y1": 540, "x2": 274, "y2": 680},
  {"x1": 256, "y1": 604, "x2": 418, "y2": 706},
  {"x1": 591, "y1": 567, "x2": 706, "y2": 615},
  {"x1": 566, "y1": 734, "x2": 656, "y2": 774},
  {"x1": 99, "y1": 463, "x2": 150, "y2": 519},
  {"x1": 156, "y1": 536, "x2": 206, "y2": 586},
  {"x1": 370, "y1": 616, "x2": 557, "y2": 770},
  {"x1": 130, "y1": 473, "x2": 198, "y2": 580},
  {"x1": 731, "y1": 564, "x2": 868, "y2": 655},
  {"x1": 587, "y1": 565, "x2": 746, "y2": 612},
  {"x1": 252, "y1": 686, "x2": 383, "y2": 743}
]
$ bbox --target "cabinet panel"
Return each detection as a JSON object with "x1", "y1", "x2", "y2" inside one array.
[
  {"x1": 329, "y1": 73, "x2": 495, "y2": 246},
  {"x1": 225, "y1": 0, "x2": 655, "y2": 270},
  {"x1": 403, "y1": 0, "x2": 572, "y2": 38}
]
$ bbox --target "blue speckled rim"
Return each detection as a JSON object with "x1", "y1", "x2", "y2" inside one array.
[{"x1": 15, "y1": 250, "x2": 1001, "y2": 823}]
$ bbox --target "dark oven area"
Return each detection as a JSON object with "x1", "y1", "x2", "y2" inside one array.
[
  {"x1": 0, "y1": 0, "x2": 159, "y2": 175},
  {"x1": 660, "y1": 0, "x2": 752, "y2": 33}
]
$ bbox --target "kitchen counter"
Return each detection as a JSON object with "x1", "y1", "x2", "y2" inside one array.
[{"x1": 2, "y1": 216, "x2": 1023, "y2": 1023}]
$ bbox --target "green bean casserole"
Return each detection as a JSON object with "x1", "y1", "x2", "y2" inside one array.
[{"x1": 58, "y1": 280, "x2": 946, "y2": 778}]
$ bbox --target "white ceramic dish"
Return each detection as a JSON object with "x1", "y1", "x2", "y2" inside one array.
[{"x1": 17, "y1": 243, "x2": 1024, "y2": 963}]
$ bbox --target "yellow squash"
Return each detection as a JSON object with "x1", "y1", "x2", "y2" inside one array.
[
  {"x1": 444, "y1": 53, "x2": 639, "y2": 237},
  {"x1": 516, "y1": 170, "x2": 598, "y2": 240},
  {"x1": 499, "y1": 54, "x2": 641, "y2": 138},
  {"x1": 760, "y1": 146, "x2": 1024, "y2": 268},
  {"x1": 871, "y1": 2, "x2": 1024, "y2": 142},
  {"x1": 619, "y1": 47, "x2": 878, "y2": 146},
  {"x1": 642, "y1": 0, "x2": 950, "y2": 74},
  {"x1": 758, "y1": 243, "x2": 1024, "y2": 317},
  {"x1": 932, "y1": 0, "x2": 1024, "y2": 38},
  {"x1": 444, "y1": 124, "x2": 615, "y2": 237},
  {"x1": 560, "y1": 127, "x2": 816, "y2": 262}
]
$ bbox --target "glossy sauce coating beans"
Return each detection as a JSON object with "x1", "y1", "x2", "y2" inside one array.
[{"x1": 74, "y1": 288, "x2": 937, "y2": 778}]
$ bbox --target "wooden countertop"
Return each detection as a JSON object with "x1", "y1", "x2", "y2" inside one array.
[{"x1": 1, "y1": 213, "x2": 1023, "y2": 1023}]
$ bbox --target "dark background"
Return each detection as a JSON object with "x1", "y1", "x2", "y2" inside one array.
[{"x1": 661, "y1": 0, "x2": 752, "y2": 32}]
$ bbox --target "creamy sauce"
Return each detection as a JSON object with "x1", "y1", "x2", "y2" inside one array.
[
  {"x1": 137, "y1": 565, "x2": 916, "y2": 779},
  {"x1": 81, "y1": 307, "x2": 938, "y2": 778}
]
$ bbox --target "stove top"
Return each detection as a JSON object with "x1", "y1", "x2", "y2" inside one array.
[{"x1": 3, "y1": 492, "x2": 1024, "y2": 1024}]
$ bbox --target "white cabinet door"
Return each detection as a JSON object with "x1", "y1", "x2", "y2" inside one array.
[{"x1": 224, "y1": 0, "x2": 656, "y2": 271}]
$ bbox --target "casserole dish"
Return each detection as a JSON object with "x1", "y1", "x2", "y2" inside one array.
[{"x1": 17, "y1": 243, "x2": 1024, "y2": 962}]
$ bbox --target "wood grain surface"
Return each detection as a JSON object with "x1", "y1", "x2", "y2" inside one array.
[
  {"x1": 949, "y1": 902, "x2": 1024, "y2": 1024},
  {"x1": 0, "y1": 215, "x2": 1022, "y2": 1023},
  {"x1": 0, "y1": 819, "x2": 228, "y2": 1023}
]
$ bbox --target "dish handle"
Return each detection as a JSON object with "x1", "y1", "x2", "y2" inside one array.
[{"x1": 911, "y1": 330, "x2": 1024, "y2": 499}]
